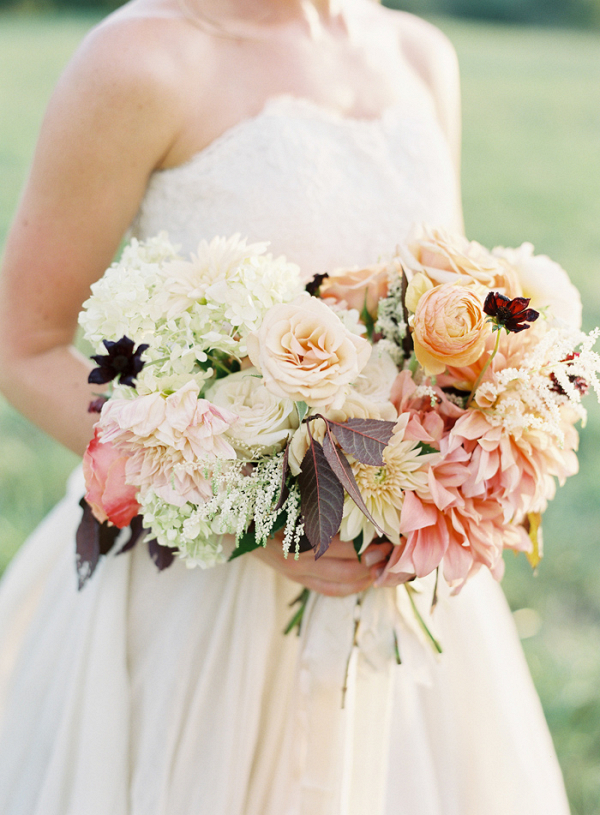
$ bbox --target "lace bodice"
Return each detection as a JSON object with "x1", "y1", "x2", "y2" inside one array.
[{"x1": 131, "y1": 94, "x2": 459, "y2": 279}]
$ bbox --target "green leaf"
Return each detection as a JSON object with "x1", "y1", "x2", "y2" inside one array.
[
  {"x1": 353, "y1": 532, "x2": 363, "y2": 562},
  {"x1": 284, "y1": 588, "x2": 310, "y2": 636},
  {"x1": 296, "y1": 401, "x2": 309, "y2": 423},
  {"x1": 393, "y1": 630, "x2": 402, "y2": 665},
  {"x1": 228, "y1": 526, "x2": 262, "y2": 561},
  {"x1": 360, "y1": 298, "x2": 375, "y2": 341},
  {"x1": 417, "y1": 442, "x2": 438, "y2": 456}
]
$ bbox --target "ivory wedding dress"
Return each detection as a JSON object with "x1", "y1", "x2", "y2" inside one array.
[{"x1": 0, "y1": 94, "x2": 571, "y2": 815}]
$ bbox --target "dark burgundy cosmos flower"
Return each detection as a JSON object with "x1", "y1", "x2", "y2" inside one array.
[
  {"x1": 305, "y1": 271, "x2": 329, "y2": 297},
  {"x1": 483, "y1": 292, "x2": 540, "y2": 333},
  {"x1": 550, "y1": 352, "x2": 589, "y2": 397},
  {"x1": 88, "y1": 336, "x2": 149, "y2": 387}
]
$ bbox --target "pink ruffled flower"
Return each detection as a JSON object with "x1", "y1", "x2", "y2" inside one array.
[
  {"x1": 82, "y1": 428, "x2": 140, "y2": 527},
  {"x1": 448, "y1": 409, "x2": 579, "y2": 521},
  {"x1": 387, "y1": 433, "x2": 531, "y2": 590},
  {"x1": 97, "y1": 381, "x2": 238, "y2": 507},
  {"x1": 390, "y1": 370, "x2": 465, "y2": 440}
]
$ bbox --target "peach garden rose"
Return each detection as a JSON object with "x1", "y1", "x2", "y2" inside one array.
[
  {"x1": 246, "y1": 293, "x2": 371, "y2": 409},
  {"x1": 319, "y1": 262, "x2": 391, "y2": 319},
  {"x1": 82, "y1": 428, "x2": 140, "y2": 528},
  {"x1": 412, "y1": 283, "x2": 489, "y2": 376}
]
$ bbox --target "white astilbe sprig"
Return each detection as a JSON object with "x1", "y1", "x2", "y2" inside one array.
[
  {"x1": 374, "y1": 270, "x2": 407, "y2": 364},
  {"x1": 482, "y1": 327, "x2": 600, "y2": 443},
  {"x1": 143, "y1": 452, "x2": 302, "y2": 567}
]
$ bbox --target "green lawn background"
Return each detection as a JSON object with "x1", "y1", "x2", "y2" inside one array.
[{"x1": 0, "y1": 12, "x2": 599, "y2": 813}]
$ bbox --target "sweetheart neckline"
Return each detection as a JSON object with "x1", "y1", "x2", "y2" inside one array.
[{"x1": 153, "y1": 92, "x2": 439, "y2": 177}]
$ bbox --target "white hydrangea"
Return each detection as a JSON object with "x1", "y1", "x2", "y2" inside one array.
[
  {"x1": 155, "y1": 234, "x2": 303, "y2": 350},
  {"x1": 80, "y1": 233, "x2": 303, "y2": 390},
  {"x1": 140, "y1": 490, "x2": 227, "y2": 570},
  {"x1": 79, "y1": 233, "x2": 181, "y2": 351}
]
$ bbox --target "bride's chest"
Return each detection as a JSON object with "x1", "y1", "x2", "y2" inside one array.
[{"x1": 131, "y1": 96, "x2": 459, "y2": 279}]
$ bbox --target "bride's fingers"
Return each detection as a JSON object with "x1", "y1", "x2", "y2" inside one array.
[
  {"x1": 362, "y1": 541, "x2": 393, "y2": 568},
  {"x1": 293, "y1": 552, "x2": 372, "y2": 583},
  {"x1": 297, "y1": 574, "x2": 374, "y2": 598}
]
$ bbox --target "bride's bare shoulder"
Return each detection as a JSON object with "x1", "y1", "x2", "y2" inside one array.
[
  {"x1": 368, "y1": 5, "x2": 461, "y2": 164},
  {"x1": 373, "y1": 6, "x2": 459, "y2": 92},
  {"x1": 38, "y1": 0, "x2": 213, "y2": 171},
  {"x1": 59, "y1": 1, "x2": 204, "y2": 98}
]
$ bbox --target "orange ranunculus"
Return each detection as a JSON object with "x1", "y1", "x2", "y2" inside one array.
[
  {"x1": 412, "y1": 284, "x2": 489, "y2": 376},
  {"x1": 82, "y1": 428, "x2": 140, "y2": 528},
  {"x1": 319, "y1": 263, "x2": 390, "y2": 319}
]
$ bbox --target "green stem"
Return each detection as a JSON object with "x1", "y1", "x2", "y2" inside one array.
[
  {"x1": 466, "y1": 329, "x2": 502, "y2": 408},
  {"x1": 405, "y1": 584, "x2": 443, "y2": 654},
  {"x1": 142, "y1": 356, "x2": 170, "y2": 368},
  {"x1": 283, "y1": 588, "x2": 310, "y2": 636},
  {"x1": 204, "y1": 355, "x2": 232, "y2": 377},
  {"x1": 341, "y1": 595, "x2": 362, "y2": 709}
]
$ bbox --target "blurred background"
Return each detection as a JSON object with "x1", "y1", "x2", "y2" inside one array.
[{"x1": 0, "y1": 1, "x2": 599, "y2": 812}]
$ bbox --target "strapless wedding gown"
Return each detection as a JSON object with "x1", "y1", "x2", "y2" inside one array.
[{"x1": 0, "y1": 95, "x2": 571, "y2": 815}]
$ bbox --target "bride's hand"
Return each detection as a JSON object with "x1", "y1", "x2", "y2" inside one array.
[{"x1": 252, "y1": 535, "x2": 393, "y2": 597}]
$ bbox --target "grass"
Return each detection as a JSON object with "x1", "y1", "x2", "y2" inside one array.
[{"x1": 0, "y1": 11, "x2": 599, "y2": 813}]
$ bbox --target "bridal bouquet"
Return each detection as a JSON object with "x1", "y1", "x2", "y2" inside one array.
[{"x1": 77, "y1": 226, "x2": 600, "y2": 611}]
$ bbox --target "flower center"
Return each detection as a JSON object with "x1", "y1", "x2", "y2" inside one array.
[
  {"x1": 495, "y1": 306, "x2": 513, "y2": 324},
  {"x1": 112, "y1": 354, "x2": 129, "y2": 371},
  {"x1": 374, "y1": 467, "x2": 387, "y2": 484}
]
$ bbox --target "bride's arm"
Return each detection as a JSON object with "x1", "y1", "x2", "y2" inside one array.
[
  {"x1": 0, "y1": 17, "x2": 377, "y2": 596},
  {"x1": 0, "y1": 20, "x2": 186, "y2": 455}
]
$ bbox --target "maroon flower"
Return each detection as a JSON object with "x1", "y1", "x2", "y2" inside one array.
[
  {"x1": 483, "y1": 292, "x2": 540, "y2": 333},
  {"x1": 88, "y1": 336, "x2": 149, "y2": 387},
  {"x1": 550, "y1": 353, "x2": 589, "y2": 397}
]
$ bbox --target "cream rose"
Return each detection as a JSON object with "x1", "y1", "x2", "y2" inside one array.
[
  {"x1": 412, "y1": 284, "x2": 489, "y2": 376},
  {"x1": 205, "y1": 368, "x2": 299, "y2": 456},
  {"x1": 288, "y1": 391, "x2": 397, "y2": 476},
  {"x1": 319, "y1": 262, "x2": 391, "y2": 319},
  {"x1": 246, "y1": 294, "x2": 371, "y2": 409},
  {"x1": 352, "y1": 346, "x2": 399, "y2": 404},
  {"x1": 399, "y1": 223, "x2": 522, "y2": 297},
  {"x1": 492, "y1": 242, "x2": 582, "y2": 329}
]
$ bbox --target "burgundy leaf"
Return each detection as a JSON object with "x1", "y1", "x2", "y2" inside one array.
[
  {"x1": 98, "y1": 521, "x2": 120, "y2": 556},
  {"x1": 87, "y1": 395, "x2": 108, "y2": 414},
  {"x1": 326, "y1": 417, "x2": 396, "y2": 466},
  {"x1": 400, "y1": 266, "x2": 414, "y2": 359},
  {"x1": 273, "y1": 442, "x2": 290, "y2": 513},
  {"x1": 117, "y1": 514, "x2": 146, "y2": 555},
  {"x1": 298, "y1": 437, "x2": 344, "y2": 559},
  {"x1": 322, "y1": 430, "x2": 384, "y2": 537},
  {"x1": 76, "y1": 497, "x2": 119, "y2": 590},
  {"x1": 148, "y1": 538, "x2": 177, "y2": 571},
  {"x1": 76, "y1": 499, "x2": 101, "y2": 590},
  {"x1": 295, "y1": 533, "x2": 313, "y2": 553}
]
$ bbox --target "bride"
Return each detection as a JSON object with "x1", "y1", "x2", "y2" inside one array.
[{"x1": 0, "y1": 0, "x2": 572, "y2": 812}]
